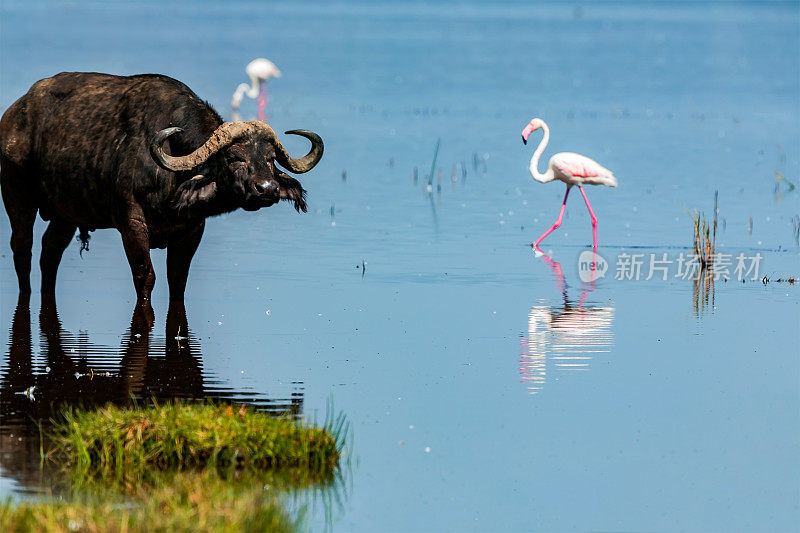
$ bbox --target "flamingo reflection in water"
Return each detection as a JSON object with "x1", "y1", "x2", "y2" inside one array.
[{"x1": 520, "y1": 248, "x2": 614, "y2": 394}]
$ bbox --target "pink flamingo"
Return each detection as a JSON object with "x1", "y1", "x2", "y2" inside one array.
[
  {"x1": 231, "y1": 58, "x2": 281, "y2": 122},
  {"x1": 521, "y1": 118, "x2": 617, "y2": 250}
]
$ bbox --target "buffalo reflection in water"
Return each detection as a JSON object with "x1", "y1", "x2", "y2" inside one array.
[
  {"x1": 520, "y1": 250, "x2": 614, "y2": 394},
  {"x1": 0, "y1": 295, "x2": 303, "y2": 494}
]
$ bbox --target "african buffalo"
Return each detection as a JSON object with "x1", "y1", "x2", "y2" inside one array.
[{"x1": 0, "y1": 72, "x2": 323, "y2": 301}]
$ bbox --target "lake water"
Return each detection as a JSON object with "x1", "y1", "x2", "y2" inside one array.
[{"x1": 1, "y1": 1, "x2": 798, "y2": 531}]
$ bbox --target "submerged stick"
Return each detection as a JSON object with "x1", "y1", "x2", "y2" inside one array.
[
  {"x1": 712, "y1": 189, "x2": 718, "y2": 257},
  {"x1": 427, "y1": 138, "x2": 441, "y2": 188}
]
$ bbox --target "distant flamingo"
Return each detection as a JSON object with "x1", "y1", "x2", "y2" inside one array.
[
  {"x1": 232, "y1": 58, "x2": 281, "y2": 122},
  {"x1": 521, "y1": 118, "x2": 617, "y2": 249}
]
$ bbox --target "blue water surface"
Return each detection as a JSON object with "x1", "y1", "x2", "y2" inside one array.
[{"x1": 1, "y1": 2, "x2": 798, "y2": 531}]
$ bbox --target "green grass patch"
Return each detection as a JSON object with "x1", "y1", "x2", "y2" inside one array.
[
  {"x1": 50, "y1": 402, "x2": 341, "y2": 478},
  {"x1": 1, "y1": 401, "x2": 349, "y2": 532}
]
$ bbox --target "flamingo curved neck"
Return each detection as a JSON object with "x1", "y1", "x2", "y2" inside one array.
[
  {"x1": 529, "y1": 122, "x2": 554, "y2": 183},
  {"x1": 245, "y1": 75, "x2": 261, "y2": 98},
  {"x1": 231, "y1": 80, "x2": 261, "y2": 108}
]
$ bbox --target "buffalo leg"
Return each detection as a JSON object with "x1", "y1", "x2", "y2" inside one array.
[
  {"x1": 166, "y1": 221, "x2": 204, "y2": 302},
  {"x1": 7, "y1": 205, "x2": 37, "y2": 293},
  {"x1": 40, "y1": 219, "x2": 77, "y2": 294},
  {"x1": 1, "y1": 162, "x2": 38, "y2": 293},
  {"x1": 119, "y1": 213, "x2": 155, "y2": 301}
]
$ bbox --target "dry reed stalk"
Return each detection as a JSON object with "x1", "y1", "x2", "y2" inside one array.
[{"x1": 692, "y1": 191, "x2": 718, "y2": 270}]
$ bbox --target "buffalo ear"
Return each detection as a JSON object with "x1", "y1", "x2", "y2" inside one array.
[
  {"x1": 173, "y1": 174, "x2": 218, "y2": 212},
  {"x1": 275, "y1": 173, "x2": 307, "y2": 213}
]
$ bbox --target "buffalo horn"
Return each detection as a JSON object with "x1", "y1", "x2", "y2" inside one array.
[{"x1": 149, "y1": 121, "x2": 323, "y2": 173}]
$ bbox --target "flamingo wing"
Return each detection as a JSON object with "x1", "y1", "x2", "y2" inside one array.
[{"x1": 550, "y1": 152, "x2": 617, "y2": 187}]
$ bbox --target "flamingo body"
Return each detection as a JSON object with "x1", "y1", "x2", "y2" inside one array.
[
  {"x1": 246, "y1": 58, "x2": 281, "y2": 84},
  {"x1": 521, "y1": 118, "x2": 617, "y2": 249},
  {"x1": 548, "y1": 152, "x2": 617, "y2": 187}
]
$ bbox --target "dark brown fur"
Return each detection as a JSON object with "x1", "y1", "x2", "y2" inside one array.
[{"x1": 0, "y1": 72, "x2": 308, "y2": 301}]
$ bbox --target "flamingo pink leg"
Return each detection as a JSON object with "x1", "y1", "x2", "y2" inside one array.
[
  {"x1": 578, "y1": 186, "x2": 598, "y2": 249},
  {"x1": 257, "y1": 84, "x2": 268, "y2": 122},
  {"x1": 533, "y1": 186, "x2": 571, "y2": 248}
]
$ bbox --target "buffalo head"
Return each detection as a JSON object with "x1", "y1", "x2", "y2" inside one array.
[{"x1": 149, "y1": 121, "x2": 323, "y2": 214}]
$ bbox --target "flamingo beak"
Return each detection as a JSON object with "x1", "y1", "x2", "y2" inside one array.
[{"x1": 521, "y1": 123, "x2": 536, "y2": 144}]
